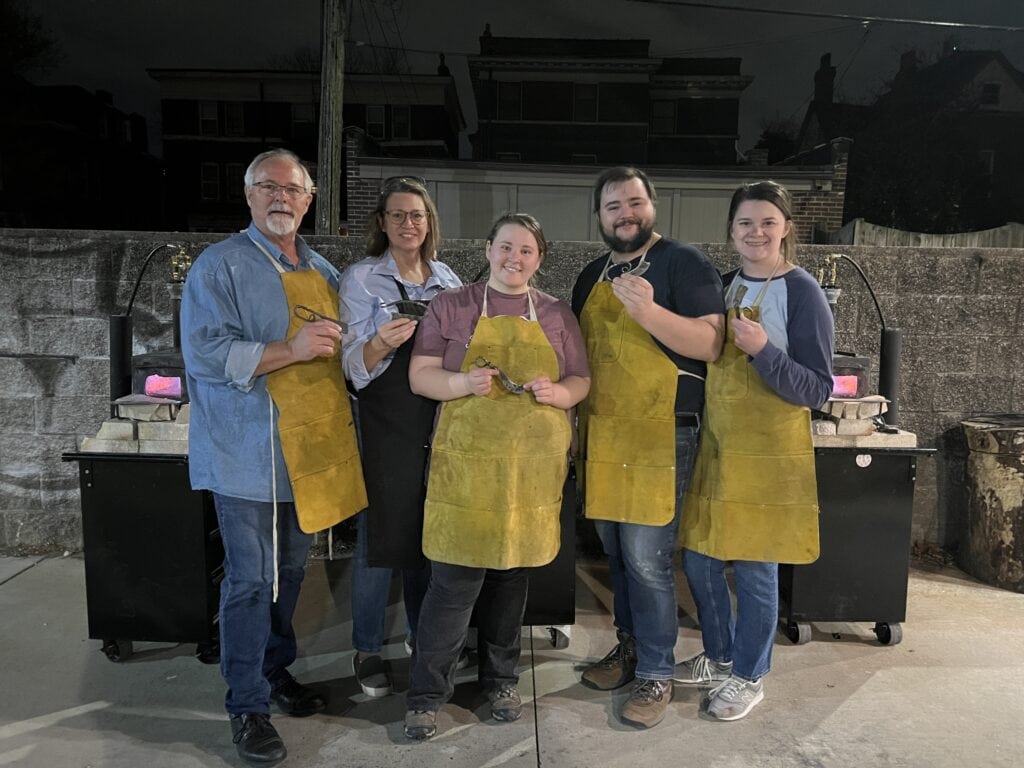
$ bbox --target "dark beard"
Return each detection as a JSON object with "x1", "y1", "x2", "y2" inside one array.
[{"x1": 600, "y1": 221, "x2": 654, "y2": 254}]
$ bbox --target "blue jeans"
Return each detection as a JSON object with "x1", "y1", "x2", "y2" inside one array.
[
  {"x1": 351, "y1": 510, "x2": 430, "y2": 653},
  {"x1": 212, "y1": 493, "x2": 312, "y2": 716},
  {"x1": 593, "y1": 425, "x2": 699, "y2": 681},
  {"x1": 407, "y1": 562, "x2": 528, "y2": 712},
  {"x1": 682, "y1": 550, "x2": 778, "y2": 681}
]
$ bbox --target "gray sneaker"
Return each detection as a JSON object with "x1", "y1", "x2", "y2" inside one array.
[
  {"x1": 580, "y1": 634, "x2": 637, "y2": 690},
  {"x1": 674, "y1": 652, "x2": 733, "y2": 686},
  {"x1": 488, "y1": 683, "x2": 522, "y2": 722},
  {"x1": 706, "y1": 675, "x2": 764, "y2": 721},
  {"x1": 404, "y1": 709, "x2": 437, "y2": 740},
  {"x1": 621, "y1": 678, "x2": 673, "y2": 729}
]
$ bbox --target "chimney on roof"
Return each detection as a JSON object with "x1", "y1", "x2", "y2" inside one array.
[
  {"x1": 814, "y1": 53, "x2": 836, "y2": 105},
  {"x1": 437, "y1": 52, "x2": 450, "y2": 77},
  {"x1": 482, "y1": 23, "x2": 492, "y2": 38}
]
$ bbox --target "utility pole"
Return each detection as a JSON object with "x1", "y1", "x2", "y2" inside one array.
[{"x1": 316, "y1": 0, "x2": 345, "y2": 235}]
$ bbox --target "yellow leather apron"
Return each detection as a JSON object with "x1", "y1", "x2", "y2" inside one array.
[
  {"x1": 423, "y1": 286, "x2": 571, "y2": 569},
  {"x1": 578, "y1": 256, "x2": 679, "y2": 525},
  {"x1": 680, "y1": 274, "x2": 819, "y2": 564},
  {"x1": 257, "y1": 246, "x2": 366, "y2": 533}
]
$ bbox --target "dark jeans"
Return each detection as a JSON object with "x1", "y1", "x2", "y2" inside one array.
[
  {"x1": 351, "y1": 510, "x2": 431, "y2": 653},
  {"x1": 406, "y1": 562, "x2": 528, "y2": 712},
  {"x1": 212, "y1": 493, "x2": 312, "y2": 716}
]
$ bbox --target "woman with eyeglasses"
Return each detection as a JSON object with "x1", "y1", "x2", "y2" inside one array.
[
  {"x1": 338, "y1": 177, "x2": 462, "y2": 698},
  {"x1": 676, "y1": 181, "x2": 834, "y2": 721},
  {"x1": 402, "y1": 213, "x2": 591, "y2": 740}
]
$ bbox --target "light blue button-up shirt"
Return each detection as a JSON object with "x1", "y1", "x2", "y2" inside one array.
[
  {"x1": 180, "y1": 223, "x2": 341, "y2": 502},
  {"x1": 339, "y1": 251, "x2": 461, "y2": 390}
]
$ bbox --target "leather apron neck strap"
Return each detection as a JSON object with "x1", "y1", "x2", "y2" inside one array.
[
  {"x1": 482, "y1": 283, "x2": 537, "y2": 322},
  {"x1": 726, "y1": 257, "x2": 784, "y2": 310}
]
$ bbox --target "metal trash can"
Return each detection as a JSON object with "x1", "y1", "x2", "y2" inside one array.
[{"x1": 960, "y1": 415, "x2": 1024, "y2": 593}]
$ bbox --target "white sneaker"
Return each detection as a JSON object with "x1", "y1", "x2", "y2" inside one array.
[
  {"x1": 706, "y1": 675, "x2": 764, "y2": 721},
  {"x1": 674, "y1": 652, "x2": 733, "y2": 686}
]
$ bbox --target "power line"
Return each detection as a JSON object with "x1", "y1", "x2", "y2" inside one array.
[{"x1": 626, "y1": 0, "x2": 1024, "y2": 32}]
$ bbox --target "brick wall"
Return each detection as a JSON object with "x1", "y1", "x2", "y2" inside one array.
[{"x1": 2, "y1": 228, "x2": 1021, "y2": 554}]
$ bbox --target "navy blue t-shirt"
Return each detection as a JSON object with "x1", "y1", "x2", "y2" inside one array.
[{"x1": 571, "y1": 237, "x2": 724, "y2": 413}]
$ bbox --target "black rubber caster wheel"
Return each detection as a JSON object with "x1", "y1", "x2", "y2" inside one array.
[
  {"x1": 783, "y1": 620, "x2": 811, "y2": 645},
  {"x1": 874, "y1": 622, "x2": 903, "y2": 645},
  {"x1": 101, "y1": 639, "x2": 133, "y2": 662},
  {"x1": 195, "y1": 640, "x2": 220, "y2": 664}
]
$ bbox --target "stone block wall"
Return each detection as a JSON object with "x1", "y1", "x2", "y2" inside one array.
[{"x1": 1, "y1": 227, "x2": 1021, "y2": 554}]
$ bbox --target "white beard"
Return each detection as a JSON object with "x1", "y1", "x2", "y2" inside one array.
[{"x1": 265, "y1": 211, "x2": 296, "y2": 236}]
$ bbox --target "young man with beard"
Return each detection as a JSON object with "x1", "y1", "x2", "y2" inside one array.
[
  {"x1": 571, "y1": 166, "x2": 725, "y2": 729},
  {"x1": 181, "y1": 149, "x2": 366, "y2": 763}
]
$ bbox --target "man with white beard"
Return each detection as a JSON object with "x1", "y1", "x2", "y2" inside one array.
[{"x1": 181, "y1": 149, "x2": 366, "y2": 763}]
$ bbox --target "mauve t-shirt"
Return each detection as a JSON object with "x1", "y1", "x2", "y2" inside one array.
[{"x1": 412, "y1": 281, "x2": 590, "y2": 380}]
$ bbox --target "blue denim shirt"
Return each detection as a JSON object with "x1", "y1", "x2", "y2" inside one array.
[
  {"x1": 181, "y1": 223, "x2": 341, "y2": 502},
  {"x1": 338, "y1": 251, "x2": 461, "y2": 390}
]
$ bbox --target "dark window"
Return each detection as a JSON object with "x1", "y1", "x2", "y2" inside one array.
[
  {"x1": 199, "y1": 101, "x2": 219, "y2": 136},
  {"x1": 366, "y1": 105, "x2": 385, "y2": 139},
  {"x1": 200, "y1": 163, "x2": 220, "y2": 200},
  {"x1": 650, "y1": 100, "x2": 675, "y2": 134},
  {"x1": 676, "y1": 98, "x2": 738, "y2": 135},
  {"x1": 496, "y1": 151, "x2": 521, "y2": 161},
  {"x1": 598, "y1": 83, "x2": 648, "y2": 122},
  {"x1": 392, "y1": 105, "x2": 411, "y2": 139},
  {"x1": 225, "y1": 102, "x2": 245, "y2": 136},
  {"x1": 574, "y1": 83, "x2": 597, "y2": 122},
  {"x1": 571, "y1": 153, "x2": 597, "y2": 164},
  {"x1": 978, "y1": 149, "x2": 995, "y2": 175},
  {"x1": 292, "y1": 102, "x2": 315, "y2": 140},
  {"x1": 225, "y1": 162, "x2": 245, "y2": 201},
  {"x1": 497, "y1": 82, "x2": 522, "y2": 120},
  {"x1": 524, "y1": 81, "x2": 572, "y2": 121},
  {"x1": 981, "y1": 82, "x2": 1001, "y2": 105}
]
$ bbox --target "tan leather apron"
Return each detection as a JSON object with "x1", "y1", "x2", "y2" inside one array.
[
  {"x1": 258, "y1": 246, "x2": 366, "y2": 533},
  {"x1": 680, "y1": 274, "x2": 819, "y2": 564},
  {"x1": 578, "y1": 258, "x2": 679, "y2": 525},
  {"x1": 423, "y1": 287, "x2": 571, "y2": 569}
]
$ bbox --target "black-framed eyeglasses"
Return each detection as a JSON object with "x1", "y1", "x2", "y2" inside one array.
[
  {"x1": 383, "y1": 209, "x2": 428, "y2": 225},
  {"x1": 251, "y1": 181, "x2": 312, "y2": 200}
]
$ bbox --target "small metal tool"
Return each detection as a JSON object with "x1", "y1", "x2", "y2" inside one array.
[
  {"x1": 294, "y1": 304, "x2": 348, "y2": 333},
  {"x1": 731, "y1": 284, "x2": 748, "y2": 319},
  {"x1": 381, "y1": 298, "x2": 428, "y2": 320},
  {"x1": 474, "y1": 356, "x2": 526, "y2": 394}
]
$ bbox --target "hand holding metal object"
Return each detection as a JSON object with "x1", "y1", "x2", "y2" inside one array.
[
  {"x1": 381, "y1": 298, "x2": 428, "y2": 320},
  {"x1": 473, "y1": 356, "x2": 526, "y2": 394},
  {"x1": 294, "y1": 304, "x2": 348, "y2": 333},
  {"x1": 731, "y1": 284, "x2": 748, "y2": 319},
  {"x1": 617, "y1": 250, "x2": 650, "y2": 278}
]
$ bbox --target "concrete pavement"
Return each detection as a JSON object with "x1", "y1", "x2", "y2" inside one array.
[{"x1": 1, "y1": 553, "x2": 1022, "y2": 767}]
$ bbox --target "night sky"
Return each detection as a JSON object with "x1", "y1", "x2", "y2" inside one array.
[{"x1": 30, "y1": 0, "x2": 1024, "y2": 156}]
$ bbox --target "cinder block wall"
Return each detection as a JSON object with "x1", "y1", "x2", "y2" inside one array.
[{"x1": 2, "y1": 228, "x2": 1021, "y2": 554}]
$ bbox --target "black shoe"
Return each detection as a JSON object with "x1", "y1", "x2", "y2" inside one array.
[
  {"x1": 270, "y1": 677, "x2": 327, "y2": 717},
  {"x1": 230, "y1": 713, "x2": 286, "y2": 764}
]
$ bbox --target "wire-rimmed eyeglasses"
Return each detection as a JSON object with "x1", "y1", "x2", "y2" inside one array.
[
  {"x1": 251, "y1": 181, "x2": 312, "y2": 200},
  {"x1": 383, "y1": 209, "x2": 428, "y2": 226}
]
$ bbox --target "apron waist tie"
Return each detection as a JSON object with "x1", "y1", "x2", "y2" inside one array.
[{"x1": 268, "y1": 392, "x2": 280, "y2": 603}]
